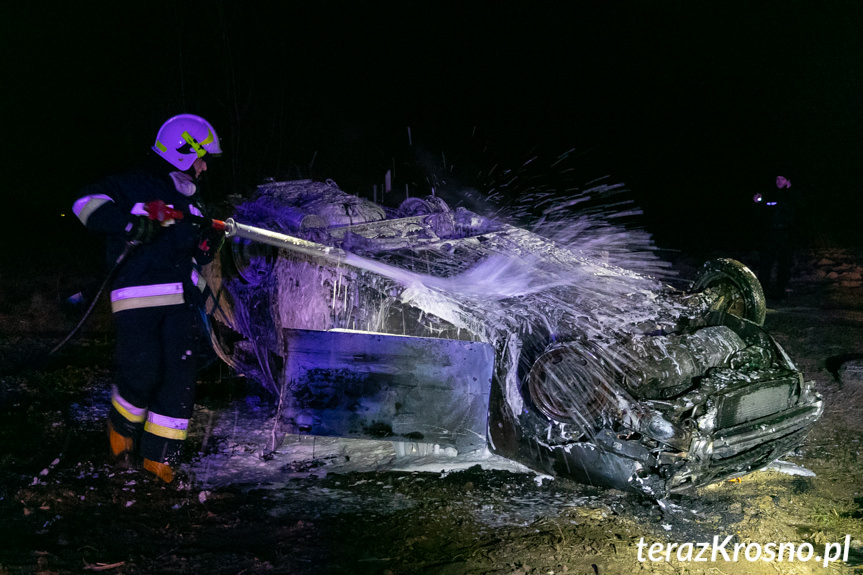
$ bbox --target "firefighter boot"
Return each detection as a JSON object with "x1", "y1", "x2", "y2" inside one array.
[
  {"x1": 143, "y1": 458, "x2": 175, "y2": 484},
  {"x1": 107, "y1": 420, "x2": 134, "y2": 461}
]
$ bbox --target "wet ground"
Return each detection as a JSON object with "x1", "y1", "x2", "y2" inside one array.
[{"x1": 1, "y1": 248, "x2": 863, "y2": 574}]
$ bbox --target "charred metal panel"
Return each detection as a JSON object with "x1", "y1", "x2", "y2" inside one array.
[{"x1": 279, "y1": 328, "x2": 494, "y2": 452}]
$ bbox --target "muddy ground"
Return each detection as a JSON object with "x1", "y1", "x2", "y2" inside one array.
[{"x1": 1, "y1": 248, "x2": 863, "y2": 574}]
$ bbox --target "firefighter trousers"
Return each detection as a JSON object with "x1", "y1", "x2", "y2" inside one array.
[{"x1": 108, "y1": 302, "x2": 197, "y2": 465}]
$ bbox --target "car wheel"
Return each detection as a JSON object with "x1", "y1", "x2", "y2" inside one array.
[{"x1": 692, "y1": 258, "x2": 767, "y2": 326}]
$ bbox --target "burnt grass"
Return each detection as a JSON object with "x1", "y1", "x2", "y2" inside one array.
[{"x1": 2, "y1": 249, "x2": 863, "y2": 574}]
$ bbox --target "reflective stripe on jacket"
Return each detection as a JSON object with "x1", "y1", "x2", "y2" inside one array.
[
  {"x1": 111, "y1": 282, "x2": 184, "y2": 313},
  {"x1": 73, "y1": 194, "x2": 114, "y2": 226}
]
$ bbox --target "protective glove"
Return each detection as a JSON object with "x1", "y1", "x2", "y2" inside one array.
[
  {"x1": 144, "y1": 200, "x2": 180, "y2": 226},
  {"x1": 126, "y1": 216, "x2": 160, "y2": 244}
]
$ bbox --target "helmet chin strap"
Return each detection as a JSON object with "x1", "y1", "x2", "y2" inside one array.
[{"x1": 169, "y1": 171, "x2": 197, "y2": 197}]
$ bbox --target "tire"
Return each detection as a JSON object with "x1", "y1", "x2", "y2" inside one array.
[{"x1": 692, "y1": 258, "x2": 767, "y2": 326}]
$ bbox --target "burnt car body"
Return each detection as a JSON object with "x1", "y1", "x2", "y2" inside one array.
[{"x1": 201, "y1": 179, "x2": 823, "y2": 498}]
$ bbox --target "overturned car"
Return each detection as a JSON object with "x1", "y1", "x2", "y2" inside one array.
[{"x1": 201, "y1": 179, "x2": 823, "y2": 498}]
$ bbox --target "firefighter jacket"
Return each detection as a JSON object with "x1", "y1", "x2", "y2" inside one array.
[{"x1": 73, "y1": 166, "x2": 219, "y2": 312}]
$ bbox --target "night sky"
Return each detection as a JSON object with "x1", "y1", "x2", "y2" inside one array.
[{"x1": 4, "y1": 2, "x2": 863, "y2": 269}]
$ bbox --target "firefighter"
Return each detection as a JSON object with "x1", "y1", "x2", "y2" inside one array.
[{"x1": 73, "y1": 114, "x2": 223, "y2": 483}]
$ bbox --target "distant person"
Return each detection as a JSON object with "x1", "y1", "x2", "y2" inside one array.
[
  {"x1": 752, "y1": 171, "x2": 804, "y2": 300},
  {"x1": 72, "y1": 114, "x2": 224, "y2": 483}
]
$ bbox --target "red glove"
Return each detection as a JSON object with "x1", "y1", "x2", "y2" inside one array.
[{"x1": 144, "y1": 200, "x2": 184, "y2": 226}]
